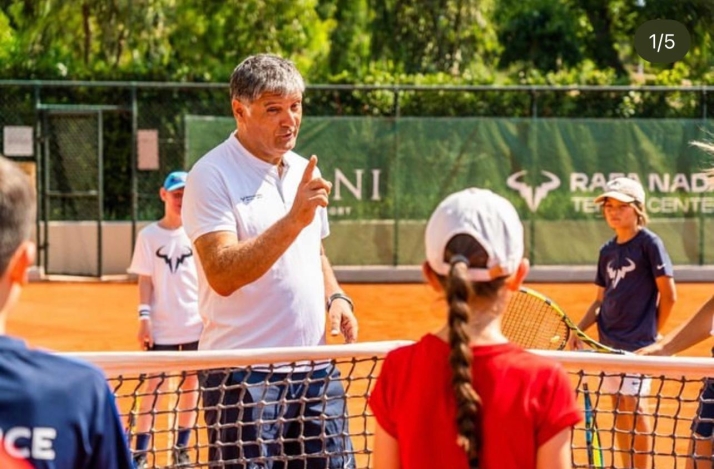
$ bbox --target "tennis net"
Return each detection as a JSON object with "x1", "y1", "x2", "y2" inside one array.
[{"x1": 64, "y1": 343, "x2": 714, "y2": 469}]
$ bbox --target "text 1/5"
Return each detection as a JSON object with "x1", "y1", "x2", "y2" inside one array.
[{"x1": 650, "y1": 34, "x2": 675, "y2": 53}]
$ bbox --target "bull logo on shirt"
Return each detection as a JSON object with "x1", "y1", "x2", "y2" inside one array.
[
  {"x1": 156, "y1": 246, "x2": 193, "y2": 273},
  {"x1": 606, "y1": 258, "x2": 636, "y2": 289},
  {"x1": 506, "y1": 170, "x2": 561, "y2": 212}
]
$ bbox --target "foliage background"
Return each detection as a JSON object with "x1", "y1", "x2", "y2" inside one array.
[{"x1": 1, "y1": 0, "x2": 712, "y2": 87}]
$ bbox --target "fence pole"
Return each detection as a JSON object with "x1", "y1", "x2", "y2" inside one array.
[
  {"x1": 33, "y1": 84, "x2": 43, "y2": 270},
  {"x1": 392, "y1": 87, "x2": 401, "y2": 266},
  {"x1": 130, "y1": 86, "x2": 138, "y2": 255},
  {"x1": 699, "y1": 87, "x2": 707, "y2": 265},
  {"x1": 98, "y1": 110, "x2": 104, "y2": 277},
  {"x1": 529, "y1": 89, "x2": 538, "y2": 265}
]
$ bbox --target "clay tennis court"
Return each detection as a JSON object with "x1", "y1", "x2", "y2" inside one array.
[
  {"x1": 10, "y1": 281, "x2": 713, "y2": 355},
  {"x1": 8, "y1": 280, "x2": 714, "y2": 468}
]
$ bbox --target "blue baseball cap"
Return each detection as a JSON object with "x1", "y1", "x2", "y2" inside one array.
[{"x1": 163, "y1": 171, "x2": 188, "y2": 191}]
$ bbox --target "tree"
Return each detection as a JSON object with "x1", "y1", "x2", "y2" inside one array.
[
  {"x1": 0, "y1": 0, "x2": 334, "y2": 81},
  {"x1": 368, "y1": 0, "x2": 493, "y2": 75},
  {"x1": 320, "y1": 0, "x2": 371, "y2": 77},
  {"x1": 495, "y1": 0, "x2": 585, "y2": 73}
]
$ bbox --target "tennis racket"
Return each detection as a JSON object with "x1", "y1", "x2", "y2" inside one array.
[
  {"x1": 583, "y1": 383, "x2": 604, "y2": 468},
  {"x1": 502, "y1": 286, "x2": 624, "y2": 354}
]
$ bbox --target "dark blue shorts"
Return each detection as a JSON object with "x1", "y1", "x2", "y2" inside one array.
[
  {"x1": 201, "y1": 364, "x2": 355, "y2": 469},
  {"x1": 692, "y1": 378, "x2": 714, "y2": 437}
]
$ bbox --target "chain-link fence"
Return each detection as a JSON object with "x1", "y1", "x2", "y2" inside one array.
[{"x1": 1, "y1": 81, "x2": 712, "y2": 275}]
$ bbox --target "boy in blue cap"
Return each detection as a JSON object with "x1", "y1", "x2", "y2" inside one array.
[{"x1": 127, "y1": 171, "x2": 203, "y2": 468}]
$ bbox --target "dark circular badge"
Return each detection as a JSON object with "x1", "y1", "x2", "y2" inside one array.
[{"x1": 634, "y1": 19, "x2": 690, "y2": 64}]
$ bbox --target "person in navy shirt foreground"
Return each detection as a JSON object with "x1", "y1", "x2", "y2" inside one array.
[{"x1": 0, "y1": 154, "x2": 133, "y2": 469}]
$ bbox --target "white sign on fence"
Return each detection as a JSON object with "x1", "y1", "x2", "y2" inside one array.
[
  {"x1": 137, "y1": 129, "x2": 159, "y2": 170},
  {"x1": 3, "y1": 126, "x2": 34, "y2": 157}
]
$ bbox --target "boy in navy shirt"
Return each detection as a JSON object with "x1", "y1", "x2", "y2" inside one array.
[
  {"x1": 569, "y1": 177, "x2": 677, "y2": 469},
  {"x1": 0, "y1": 155, "x2": 133, "y2": 469}
]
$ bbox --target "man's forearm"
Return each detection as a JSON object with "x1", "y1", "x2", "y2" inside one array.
[
  {"x1": 321, "y1": 249, "x2": 342, "y2": 299},
  {"x1": 199, "y1": 215, "x2": 304, "y2": 296}
]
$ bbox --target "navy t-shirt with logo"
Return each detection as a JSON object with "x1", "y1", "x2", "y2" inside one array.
[
  {"x1": 595, "y1": 228, "x2": 673, "y2": 351},
  {"x1": 0, "y1": 336, "x2": 132, "y2": 468}
]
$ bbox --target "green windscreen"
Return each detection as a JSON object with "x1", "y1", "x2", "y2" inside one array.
[{"x1": 186, "y1": 115, "x2": 714, "y2": 266}]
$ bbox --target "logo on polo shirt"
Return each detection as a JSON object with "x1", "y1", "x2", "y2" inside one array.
[{"x1": 241, "y1": 194, "x2": 263, "y2": 203}]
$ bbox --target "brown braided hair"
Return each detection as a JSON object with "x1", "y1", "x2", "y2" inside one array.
[{"x1": 437, "y1": 234, "x2": 507, "y2": 467}]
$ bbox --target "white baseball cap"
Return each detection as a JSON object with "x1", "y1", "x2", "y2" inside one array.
[
  {"x1": 594, "y1": 177, "x2": 645, "y2": 205},
  {"x1": 425, "y1": 188, "x2": 524, "y2": 282}
]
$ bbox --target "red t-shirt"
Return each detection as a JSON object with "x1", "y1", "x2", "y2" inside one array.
[{"x1": 369, "y1": 334, "x2": 582, "y2": 469}]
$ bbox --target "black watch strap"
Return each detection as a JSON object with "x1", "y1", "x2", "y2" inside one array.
[{"x1": 327, "y1": 292, "x2": 354, "y2": 312}]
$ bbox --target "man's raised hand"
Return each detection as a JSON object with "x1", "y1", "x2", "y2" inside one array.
[{"x1": 290, "y1": 155, "x2": 332, "y2": 228}]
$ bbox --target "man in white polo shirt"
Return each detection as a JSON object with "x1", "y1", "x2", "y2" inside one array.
[{"x1": 182, "y1": 53, "x2": 358, "y2": 469}]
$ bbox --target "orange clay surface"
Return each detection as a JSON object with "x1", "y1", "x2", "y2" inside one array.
[
  {"x1": 7, "y1": 281, "x2": 714, "y2": 469},
  {"x1": 8, "y1": 281, "x2": 714, "y2": 357}
]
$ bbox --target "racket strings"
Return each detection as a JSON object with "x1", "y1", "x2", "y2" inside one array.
[{"x1": 502, "y1": 292, "x2": 569, "y2": 350}]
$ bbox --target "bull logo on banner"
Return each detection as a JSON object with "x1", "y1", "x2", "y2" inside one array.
[{"x1": 506, "y1": 170, "x2": 561, "y2": 212}]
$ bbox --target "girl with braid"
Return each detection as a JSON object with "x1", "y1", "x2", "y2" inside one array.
[{"x1": 369, "y1": 188, "x2": 581, "y2": 469}]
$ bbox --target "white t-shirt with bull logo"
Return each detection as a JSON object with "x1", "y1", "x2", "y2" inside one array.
[{"x1": 128, "y1": 223, "x2": 203, "y2": 345}]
